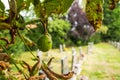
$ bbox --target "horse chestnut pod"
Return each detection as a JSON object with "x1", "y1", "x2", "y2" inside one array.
[{"x1": 37, "y1": 33, "x2": 52, "y2": 52}]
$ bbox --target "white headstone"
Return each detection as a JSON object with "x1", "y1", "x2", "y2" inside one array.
[
  {"x1": 61, "y1": 56, "x2": 69, "y2": 74},
  {"x1": 63, "y1": 44, "x2": 66, "y2": 51},
  {"x1": 59, "y1": 44, "x2": 63, "y2": 53},
  {"x1": 71, "y1": 47, "x2": 77, "y2": 71},
  {"x1": 74, "y1": 63, "x2": 82, "y2": 75},
  {"x1": 119, "y1": 42, "x2": 120, "y2": 50},
  {"x1": 37, "y1": 49, "x2": 42, "y2": 58},
  {"x1": 87, "y1": 42, "x2": 93, "y2": 54}
]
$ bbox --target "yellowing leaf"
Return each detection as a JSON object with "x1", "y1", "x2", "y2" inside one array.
[
  {"x1": 44, "y1": 0, "x2": 73, "y2": 15},
  {"x1": 86, "y1": 0, "x2": 104, "y2": 30},
  {"x1": 0, "y1": 0, "x2": 5, "y2": 11}
]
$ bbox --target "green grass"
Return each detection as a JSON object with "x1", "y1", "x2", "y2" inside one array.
[
  {"x1": 16, "y1": 42, "x2": 120, "y2": 80},
  {"x1": 81, "y1": 42, "x2": 120, "y2": 80}
]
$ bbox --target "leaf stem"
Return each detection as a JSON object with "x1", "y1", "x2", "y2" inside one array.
[
  {"x1": 16, "y1": 29, "x2": 36, "y2": 58},
  {"x1": 0, "y1": 44, "x2": 29, "y2": 79},
  {"x1": 12, "y1": 60, "x2": 29, "y2": 79}
]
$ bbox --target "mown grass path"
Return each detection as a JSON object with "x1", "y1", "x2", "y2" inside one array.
[{"x1": 81, "y1": 43, "x2": 120, "y2": 80}]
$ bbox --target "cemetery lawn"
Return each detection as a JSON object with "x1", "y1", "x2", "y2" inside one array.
[
  {"x1": 81, "y1": 43, "x2": 120, "y2": 80},
  {"x1": 18, "y1": 42, "x2": 120, "y2": 80}
]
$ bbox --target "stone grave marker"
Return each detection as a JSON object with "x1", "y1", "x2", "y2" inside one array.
[
  {"x1": 116, "y1": 42, "x2": 120, "y2": 50},
  {"x1": 79, "y1": 47, "x2": 85, "y2": 61},
  {"x1": 59, "y1": 44, "x2": 63, "y2": 53},
  {"x1": 61, "y1": 56, "x2": 69, "y2": 74},
  {"x1": 37, "y1": 49, "x2": 42, "y2": 59},
  {"x1": 71, "y1": 47, "x2": 77, "y2": 71},
  {"x1": 87, "y1": 42, "x2": 93, "y2": 54},
  {"x1": 63, "y1": 44, "x2": 67, "y2": 51}
]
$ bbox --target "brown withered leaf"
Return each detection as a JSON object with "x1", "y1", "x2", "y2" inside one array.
[
  {"x1": 0, "y1": 61, "x2": 10, "y2": 70},
  {"x1": 0, "y1": 53, "x2": 10, "y2": 62}
]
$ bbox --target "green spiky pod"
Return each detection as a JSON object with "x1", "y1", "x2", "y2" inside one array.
[{"x1": 37, "y1": 33, "x2": 52, "y2": 52}]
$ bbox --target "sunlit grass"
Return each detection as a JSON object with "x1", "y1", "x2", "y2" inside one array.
[
  {"x1": 16, "y1": 42, "x2": 120, "y2": 80},
  {"x1": 81, "y1": 42, "x2": 120, "y2": 80}
]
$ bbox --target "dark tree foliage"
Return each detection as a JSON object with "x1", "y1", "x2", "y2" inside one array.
[
  {"x1": 67, "y1": 0, "x2": 95, "y2": 40},
  {"x1": 102, "y1": 0, "x2": 120, "y2": 41}
]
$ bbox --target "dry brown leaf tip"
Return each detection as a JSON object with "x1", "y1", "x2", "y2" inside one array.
[{"x1": 0, "y1": 61, "x2": 10, "y2": 70}]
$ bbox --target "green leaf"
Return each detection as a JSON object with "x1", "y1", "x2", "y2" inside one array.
[
  {"x1": 17, "y1": 0, "x2": 24, "y2": 12},
  {"x1": 25, "y1": 0, "x2": 33, "y2": 10},
  {"x1": 44, "y1": 0, "x2": 61, "y2": 15},
  {"x1": 0, "y1": 0, "x2": 5, "y2": 11},
  {"x1": 32, "y1": 0, "x2": 43, "y2": 18},
  {"x1": 33, "y1": 0, "x2": 74, "y2": 18},
  {"x1": 60, "y1": 0, "x2": 74, "y2": 13},
  {"x1": 32, "y1": 0, "x2": 40, "y2": 6},
  {"x1": 44, "y1": 0, "x2": 74, "y2": 15},
  {"x1": 17, "y1": 0, "x2": 29, "y2": 13},
  {"x1": 86, "y1": 0, "x2": 104, "y2": 30}
]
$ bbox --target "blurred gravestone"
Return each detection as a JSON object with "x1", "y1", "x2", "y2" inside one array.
[
  {"x1": 114, "y1": 41, "x2": 117, "y2": 47},
  {"x1": 37, "y1": 49, "x2": 42, "y2": 59},
  {"x1": 70, "y1": 47, "x2": 82, "y2": 80},
  {"x1": 116, "y1": 42, "x2": 120, "y2": 51},
  {"x1": 61, "y1": 56, "x2": 69, "y2": 74},
  {"x1": 111, "y1": 41, "x2": 113, "y2": 46},
  {"x1": 118, "y1": 42, "x2": 120, "y2": 50},
  {"x1": 63, "y1": 44, "x2": 66, "y2": 51},
  {"x1": 59, "y1": 44, "x2": 63, "y2": 53},
  {"x1": 87, "y1": 42, "x2": 93, "y2": 54},
  {"x1": 71, "y1": 47, "x2": 77, "y2": 71},
  {"x1": 79, "y1": 47, "x2": 85, "y2": 61}
]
